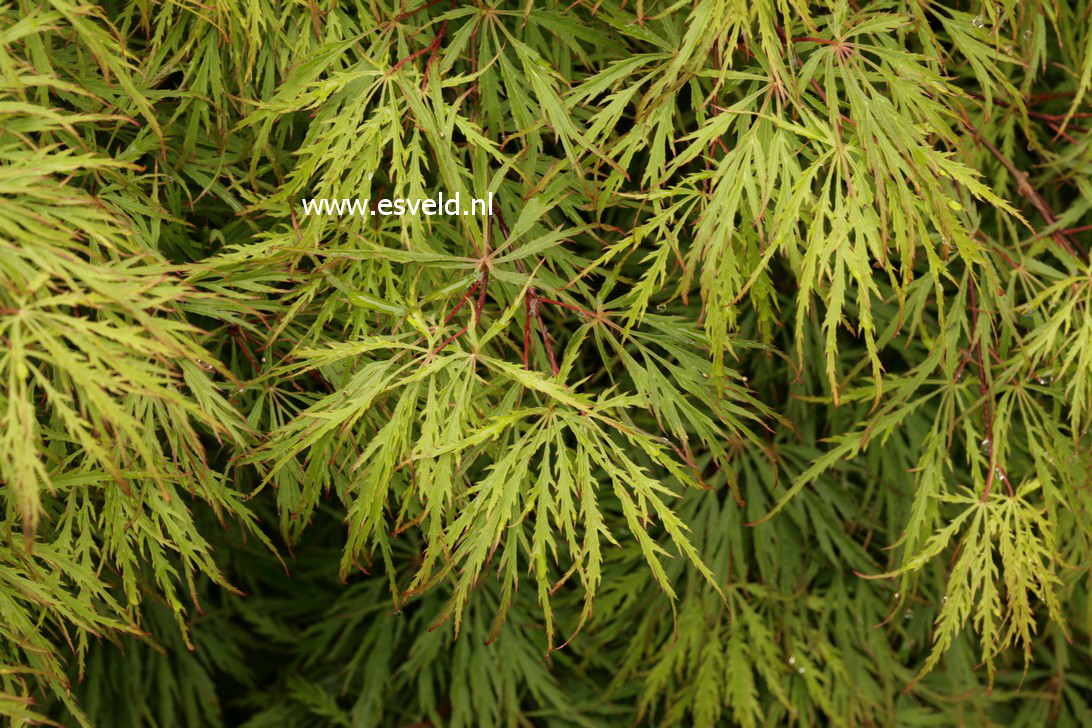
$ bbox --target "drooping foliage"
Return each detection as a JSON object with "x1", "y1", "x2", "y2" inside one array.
[{"x1": 1, "y1": 0, "x2": 1091, "y2": 725}]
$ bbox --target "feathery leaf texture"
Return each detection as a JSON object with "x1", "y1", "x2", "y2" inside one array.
[{"x1": 0, "y1": 0, "x2": 1090, "y2": 726}]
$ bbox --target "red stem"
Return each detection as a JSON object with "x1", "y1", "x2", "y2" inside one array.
[
  {"x1": 791, "y1": 36, "x2": 840, "y2": 45},
  {"x1": 432, "y1": 276, "x2": 484, "y2": 356},
  {"x1": 387, "y1": 18, "x2": 449, "y2": 77},
  {"x1": 394, "y1": 0, "x2": 445, "y2": 22},
  {"x1": 441, "y1": 280, "x2": 480, "y2": 328},
  {"x1": 970, "y1": 280, "x2": 1012, "y2": 501},
  {"x1": 522, "y1": 297, "x2": 533, "y2": 369},
  {"x1": 964, "y1": 120, "x2": 1083, "y2": 259},
  {"x1": 534, "y1": 300, "x2": 559, "y2": 376}
]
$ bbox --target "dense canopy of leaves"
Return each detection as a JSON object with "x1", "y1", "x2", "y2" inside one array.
[{"x1": 1, "y1": 0, "x2": 1091, "y2": 725}]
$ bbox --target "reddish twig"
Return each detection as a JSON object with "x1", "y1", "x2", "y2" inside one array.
[
  {"x1": 493, "y1": 206, "x2": 559, "y2": 376},
  {"x1": 433, "y1": 321, "x2": 470, "y2": 356},
  {"x1": 536, "y1": 297, "x2": 595, "y2": 318},
  {"x1": 1045, "y1": 120, "x2": 1081, "y2": 145},
  {"x1": 953, "y1": 347, "x2": 973, "y2": 382},
  {"x1": 791, "y1": 36, "x2": 840, "y2": 45},
  {"x1": 473, "y1": 268, "x2": 489, "y2": 315},
  {"x1": 229, "y1": 325, "x2": 260, "y2": 371},
  {"x1": 441, "y1": 279, "x2": 481, "y2": 328},
  {"x1": 421, "y1": 6, "x2": 455, "y2": 88},
  {"x1": 533, "y1": 298, "x2": 559, "y2": 376},
  {"x1": 970, "y1": 279, "x2": 1013, "y2": 501},
  {"x1": 432, "y1": 269, "x2": 487, "y2": 357},
  {"x1": 387, "y1": 20, "x2": 449, "y2": 77},
  {"x1": 963, "y1": 120, "x2": 1083, "y2": 260},
  {"x1": 394, "y1": 0, "x2": 445, "y2": 22},
  {"x1": 522, "y1": 296, "x2": 533, "y2": 368},
  {"x1": 432, "y1": 209, "x2": 490, "y2": 357}
]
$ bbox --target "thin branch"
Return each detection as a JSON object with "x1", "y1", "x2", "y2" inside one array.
[
  {"x1": 394, "y1": 0, "x2": 445, "y2": 22},
  {"x1": 964, "y1": 120, "x2": 1083, "y2": 259},
  {"x1": 970, "y1": 278, "x2": 1012, "y2": 501},
  {"x1": 387, "y1": 19, "x2": 450, "y2": 77},
  {"x1": 533, "y1": 298, "x2": 559, "y2": 376}
]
